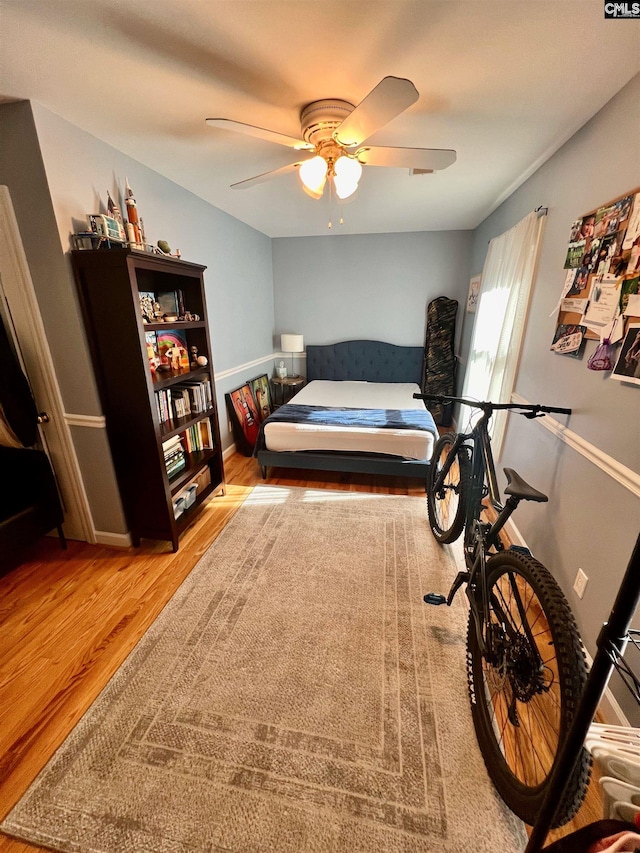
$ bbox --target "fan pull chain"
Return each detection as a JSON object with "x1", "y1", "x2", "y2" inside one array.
[{"x1": 326, "y1": 180, "x2": 346, "y2": 229}]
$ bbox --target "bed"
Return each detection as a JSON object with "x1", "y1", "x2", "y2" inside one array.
[{"x1": 254, "y1": 340, "x2": 437, "y2": 481}]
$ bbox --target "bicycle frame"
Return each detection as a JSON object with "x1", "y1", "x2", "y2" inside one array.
[
  {"x1": 434, "y1": 410, "x2": 522, "y2": 656},
  {"x1": 422, "y1": 395, "x2": 571, "y2": 660}
]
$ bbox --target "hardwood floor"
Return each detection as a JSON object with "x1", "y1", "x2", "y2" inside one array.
[{"x1": 0, "y1": 453, "x2": 602, "y2": 850}]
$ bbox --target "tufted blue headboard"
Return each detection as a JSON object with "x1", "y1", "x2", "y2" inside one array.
[{"x1": 306, "y1": 340, "x2": 424, "y2": 385}]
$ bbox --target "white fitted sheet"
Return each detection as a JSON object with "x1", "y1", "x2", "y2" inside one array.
[{"x1": 263, "y1": 380, "x2": 434, "y2": 460}]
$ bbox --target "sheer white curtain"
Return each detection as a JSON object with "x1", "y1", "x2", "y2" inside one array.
[{"x1": 462, "y1": 210, "x2": 545, "y2": 453}]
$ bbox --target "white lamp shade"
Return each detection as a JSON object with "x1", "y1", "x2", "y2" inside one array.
[{"x1": 281, "y1": 333, "x2": 304, "y2": 353}]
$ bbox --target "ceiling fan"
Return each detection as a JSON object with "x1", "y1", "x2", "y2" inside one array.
[{"x1": 206, "y1": 76, "x2": 456, "y2": 201}]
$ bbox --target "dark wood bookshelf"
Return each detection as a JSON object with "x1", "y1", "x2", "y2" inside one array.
[{"x1": 71, "y1": 247, "x2": 225, "y2": 551}]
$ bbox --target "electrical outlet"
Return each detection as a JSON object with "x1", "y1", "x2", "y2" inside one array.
[{"x1": 573, "y1": 568, "x2": 588, "y2": 599}]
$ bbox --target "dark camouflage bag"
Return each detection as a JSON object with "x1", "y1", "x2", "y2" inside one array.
[{"x1": 422, "y1": 297, "x2": 458, "y2": 426}]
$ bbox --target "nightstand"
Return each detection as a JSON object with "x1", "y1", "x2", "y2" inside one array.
[{"x1": 271, "y1": 375, "x2": 305, "y2": 406}]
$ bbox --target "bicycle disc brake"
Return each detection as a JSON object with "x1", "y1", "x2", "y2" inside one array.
[
  {"x1": 508, "y1": 635, "x2": 546, "y2": 703},
  {"x1": 485, "y1": 627, "x2": 549, "y2": 727}
]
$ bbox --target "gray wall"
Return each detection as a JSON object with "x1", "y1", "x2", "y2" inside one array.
[
  {"x1": 0, "y1": 101, "x2": 275, "y2": 536},
  {"x1": 272, "y1": 230, "x2": 473, "y2": 370},
  {"x1": 467, "y1": 74, "x2": 640, "y2": 723}
]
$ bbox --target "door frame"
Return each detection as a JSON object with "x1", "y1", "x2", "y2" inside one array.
[{"x1": 0, "y1": 185, "x2": 95, "y2": 543}]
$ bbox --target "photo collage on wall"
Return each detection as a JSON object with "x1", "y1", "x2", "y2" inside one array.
[{"x1": 552, "y1": 188, "x2": 640, "y2": 377}]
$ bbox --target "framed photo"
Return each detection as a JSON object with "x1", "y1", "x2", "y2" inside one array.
[
  {"x1": 155, "y1": 290, "x2": 184, "y2": 319},
  {"x1": 467, "y1": 274, "x2": 481, "y2": 312},
  {"x1": 249, "y1": 373, "x2": 272, "y2": 422},
  {"x1": 611, "y1": 324, "x2": 640, "y2": 385},
  {"x1": 225, "y1": 383, "x2": 261, "y2": 455}
]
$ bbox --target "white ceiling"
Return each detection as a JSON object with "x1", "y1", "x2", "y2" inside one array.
[{"x1": 1, "y1": 1, "x2": 638, "y2": 238}]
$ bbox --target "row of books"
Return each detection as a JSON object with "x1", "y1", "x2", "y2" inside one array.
[
  {"x1": 162, "y1": 434, "x2": 186, "y2": 479},
  {"x1": 155, "y1": 377, "x2": 213, "y2": 424},
  {"x1": 183, "y1": 418, "x2": 213, "y2": 453}
]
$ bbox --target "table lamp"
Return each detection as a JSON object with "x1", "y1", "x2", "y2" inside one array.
[{"x1": 280, "y1": 334, "x2": 304, "y2": 378}]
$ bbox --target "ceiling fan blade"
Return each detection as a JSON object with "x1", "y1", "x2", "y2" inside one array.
[
  {"x1": 230, "y1": 158, "x2": 313, "y2": 189},
  {"x1": 334, "y1": 76, "x2": 419, "y2": 147},
  {"x1": 356, "y1": 146, "x2": 457, "y2": 171},
  {"x1": 206, "y1": 118, "x2": 313, "y2": 150}
]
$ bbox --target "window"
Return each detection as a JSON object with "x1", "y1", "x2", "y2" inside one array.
[{"x1": 463, "y1": 210, "x2": 546, "y2": 453}]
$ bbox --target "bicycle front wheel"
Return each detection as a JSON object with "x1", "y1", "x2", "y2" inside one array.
[
  {"x1": 466, "y1": 550, "x2": 590, "y2": 827},
  {"x1": 427, "y1": 434, "x2": 469, "y2": 543}
]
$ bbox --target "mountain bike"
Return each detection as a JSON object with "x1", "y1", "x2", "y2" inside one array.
[{"x1": 414, "y1": 393, "x2": 591, "y2": 827}]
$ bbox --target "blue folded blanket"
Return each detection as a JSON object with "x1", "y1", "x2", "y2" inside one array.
[{"x1": 254, "y1": 404, "x2": 437, "y2": 456}]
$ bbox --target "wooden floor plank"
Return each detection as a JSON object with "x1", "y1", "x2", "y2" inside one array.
[{"x1": 0, "y1": 454, "x2": 601, "y2": 850}]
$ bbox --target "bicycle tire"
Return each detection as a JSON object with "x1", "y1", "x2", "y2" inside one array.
[
  {"x1": 466, "y1": 550, "x2": 590, "y2": 827},
  {"x1": 427, "y1": 434, "x2": 470, "y2": 543}
]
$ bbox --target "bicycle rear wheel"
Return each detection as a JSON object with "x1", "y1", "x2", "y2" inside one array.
[
  {"x1": 466, "y1": 550, "x2": 590, "y2": 826},
  {"x1": 427, "y1": 434, "x2": 470, "y2": 543}
]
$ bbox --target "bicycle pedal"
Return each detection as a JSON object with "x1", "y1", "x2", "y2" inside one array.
[
  {"x1": 509, "y1": 544, "x2": 532, "y2": 556},
  {"x1": 423, "y1": 593, "x2": 447, "y2": 606}
]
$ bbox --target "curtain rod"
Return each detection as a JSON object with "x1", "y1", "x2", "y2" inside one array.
[{"x1": 536, "y1": 206, "x2": 548, "y2": 217}]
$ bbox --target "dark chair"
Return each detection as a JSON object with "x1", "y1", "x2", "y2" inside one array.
[{"x1": 0, "y1": 445, "x2": 66, "y2": 569}]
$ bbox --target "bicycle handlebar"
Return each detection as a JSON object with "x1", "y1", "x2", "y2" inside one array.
[{"x1": 413, "y1": 392, "x2": 572, "y2": 417}]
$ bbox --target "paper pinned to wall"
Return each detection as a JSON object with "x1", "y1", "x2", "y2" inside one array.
[
  {"x1": 624, "y1": 294, "x2": 640, "y2": 317},
  {"x1": 581, "y1": 275, "x2": 621, "y2": 330}
]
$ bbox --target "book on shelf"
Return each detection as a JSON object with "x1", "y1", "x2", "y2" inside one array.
[
  {"x1": 176, "y1": 375, "x2": 212, "y2": 413},
  {"x1": 162, "y1": 434, "x2": 186, "y2": 478},
  {"x1": 162, "y1": 434, "x2": 182, "y2": 451},
  {"x1": 170, "y1": 387, "x2": 191, "y2": 420},
  {"x1": 182, "y1": 417, "x2": 214, "y2": 454},
  {"x1": 199, "y1": 417, "x2": 213, "y2": 449},
  {"x1": 166, "y1": 457, "x2": 186, "y2": 479}
]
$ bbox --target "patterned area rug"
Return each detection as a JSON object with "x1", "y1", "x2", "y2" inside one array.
[{"x1": 1, "y1": 486, "x2": 526, "y2": 852}]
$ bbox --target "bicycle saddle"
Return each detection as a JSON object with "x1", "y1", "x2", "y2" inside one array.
[{"x1": 503, "y1": 467, "x2": 548, "y2": 502}]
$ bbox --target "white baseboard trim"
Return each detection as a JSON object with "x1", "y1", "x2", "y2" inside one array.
[
  {"x1": 511, "y1": 392, "x2": 640, "y2": 497},
  {"x1": 503, "y1": 516, "x2": 628, "y2": 726},
  {"x1": 222, "y1": 443, "x2": 236, "y2": 460},
  {"x1": 94, "y1": 529, "x2": 132, "y2": 548},
  {"x1": 582, "y1": 647, "x2": 631, "y2": 727}
]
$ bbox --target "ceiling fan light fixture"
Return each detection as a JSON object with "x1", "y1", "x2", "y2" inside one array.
[
  {"x1": 299, "y1": 155, "x2": 328, "y2": 198},
  {"x1": 333, "y1": 154, "x2": 362, "y2": 200}
]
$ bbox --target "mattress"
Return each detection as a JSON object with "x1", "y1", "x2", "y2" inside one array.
[{"x1": 263, "y1": 380, "x2": 435, "y2": 460}]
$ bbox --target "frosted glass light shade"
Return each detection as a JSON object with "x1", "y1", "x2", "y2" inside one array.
[
  {"x1": 299, "y1": 156, "x2": 327, "y2": 199},
  {"x1": 281, "y1": 334, "x2": 304, "y2": 353},
  {"x1": 333, "y1": 155, "x2": 362, "y2": 200}
]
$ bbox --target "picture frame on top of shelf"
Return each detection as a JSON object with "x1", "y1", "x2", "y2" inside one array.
[
  {"x1": 226, "y1": 383, "x2": 261, "y2": 456},
  {"x1": 249, "y1": 373, "x2": 272, "y2": 422}
]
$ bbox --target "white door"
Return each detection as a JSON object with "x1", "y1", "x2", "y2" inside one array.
[{"x1": 0, "y1": 186, "x2": 95, "y2": 543}]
